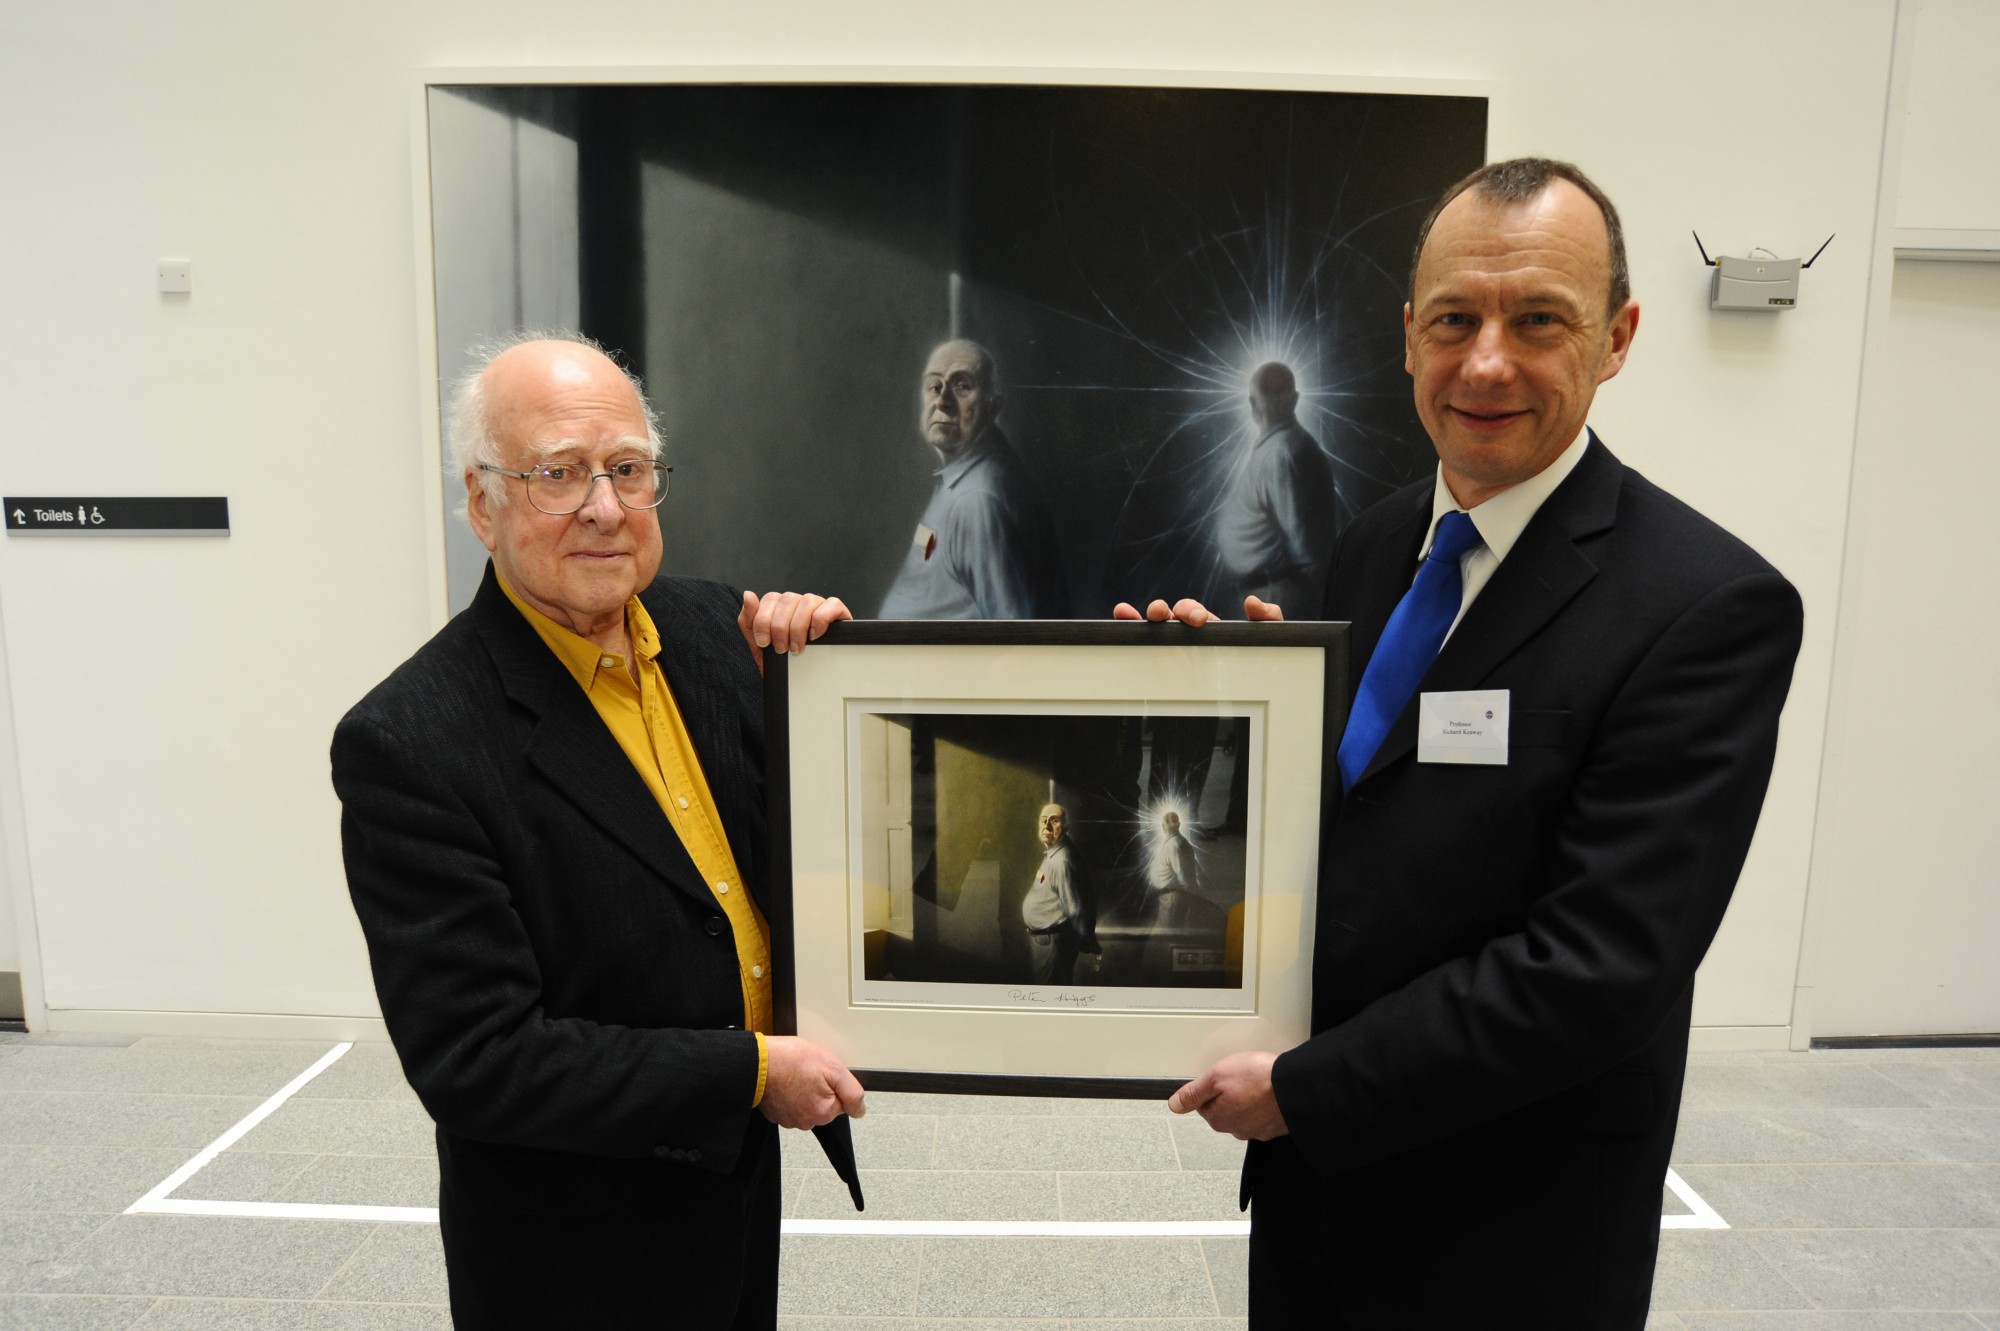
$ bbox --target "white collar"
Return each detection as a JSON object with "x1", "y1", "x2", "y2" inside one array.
[{"x1": 1422, "y1": 426, "x2": 1591, "y2": 562}]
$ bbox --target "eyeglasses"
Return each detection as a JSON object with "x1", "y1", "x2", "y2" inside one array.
[{"x1": 478, "y1": 459, "x2": 672, "y2": 515}]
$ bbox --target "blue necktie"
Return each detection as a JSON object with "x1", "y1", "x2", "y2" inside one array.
[{"x1": 1336, "y1": 510, "x2": 1484, "y2": 789}]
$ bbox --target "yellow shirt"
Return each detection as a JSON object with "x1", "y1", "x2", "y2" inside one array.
[{"x1": 499, "y1": 572, "x2": 773, "y2": 1106}]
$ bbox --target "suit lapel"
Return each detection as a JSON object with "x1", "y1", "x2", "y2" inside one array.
[
  {"x1": 1339, "y1": 490, "x2": 1434, "y2": 670},
  {"x1": 470, "y1": 566, "x2": 708, "y2": 904},
  {"x1": 1355, "y1": 439, "x2": 1622, "y2": 784}
]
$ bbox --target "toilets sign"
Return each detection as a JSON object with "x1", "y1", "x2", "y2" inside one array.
[{"x1": 5, "y1": 497, "x2": 229, "y2": 534}]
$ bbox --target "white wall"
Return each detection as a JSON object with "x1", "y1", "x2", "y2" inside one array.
[
  {"x1": 0, "y1": 1, "x2": 1936, "y2": 1044},
  {"x1": 1807, "y1": 257, "x2": 2000, "y2": 1036},
  {"x1": 1895, "y1": 0, "x2": 2000, "y2": 233},
  {"x1": 1796, "y1": 0, "x2": 2000, "y2": 1039}
]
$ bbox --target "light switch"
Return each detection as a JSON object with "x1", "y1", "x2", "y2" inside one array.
[{"x1": 157, "y1": 259, "x2": 193, "y2": 294}]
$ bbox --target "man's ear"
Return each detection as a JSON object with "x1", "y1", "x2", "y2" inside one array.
[
  {"x1": 1597, "y1": 299, "x2": 1641, "y2": 385},
  {"x1": 466, "y1": 472, "x2": 500, "y2": 553}
]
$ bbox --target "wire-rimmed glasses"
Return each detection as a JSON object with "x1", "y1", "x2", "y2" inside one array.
[{"x1": 478, "y1": 459, "x2": 672, "y2": 515}]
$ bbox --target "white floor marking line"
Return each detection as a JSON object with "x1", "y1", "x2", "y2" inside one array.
[
  {"x1": 123, "y1": 1041, "x2": 1724, "y2": 1235},
  {"x1": 1660, "y1": 1167, "x2": 1728, "y2": 1230},
  {"x1": 137, "y1": 1197, "x2": 440, "y2": 1224},
  {"x1": 125, "y1": 1041, "x2": 355, "y2": 1217},
  {"x1": 783, "y1": 1220, "x2": 1250, "y2": 1237}
]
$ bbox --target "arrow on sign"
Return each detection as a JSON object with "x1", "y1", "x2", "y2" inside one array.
[{"x1": 10, "y1": 509, "x2": 21, "y2": 525}]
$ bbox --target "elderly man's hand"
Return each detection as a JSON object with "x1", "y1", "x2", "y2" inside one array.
[
  {"x1": 1166, "y1": 1050, "x2": 1289, "y2": 1141},
  {"x1": 760, "y1": 1035, "x2": 867, "y2": 1130},
  {"x1": 739, "y1": 591, "x2": 851, "y2": 675},
  {"x1": 1110, "y1": 595, "x2": 1286, "y2": 624}
]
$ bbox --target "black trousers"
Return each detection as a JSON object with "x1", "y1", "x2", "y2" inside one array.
[
  {"x1": 1244, "y1": 1125, "x2": 1665, "y2": 1329},
  {"x1": 437, "y1": 1116, "x2": 781, "y2": 1330},
  {"x1": 1027, "y1": 928, "x2": 1079, "y2": 984}
]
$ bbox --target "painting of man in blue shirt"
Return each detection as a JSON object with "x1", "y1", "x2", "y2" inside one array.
[{"x1": 878, "y1": 340, "x2": 1069, "y2": 620}]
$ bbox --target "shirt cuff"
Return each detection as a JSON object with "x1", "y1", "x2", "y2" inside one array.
[{"x1": 752, "y1": 1031, "x2": 769, "y2": 1107}]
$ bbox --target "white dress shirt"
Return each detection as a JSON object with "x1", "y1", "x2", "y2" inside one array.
[{"x1": 1420, "y1": 427, "x2": 1591, "y2": 640}]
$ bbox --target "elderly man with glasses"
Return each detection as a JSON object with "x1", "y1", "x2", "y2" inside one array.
[{"x1": 332, "y1": 333, "x2": 863, "y2": 1330}]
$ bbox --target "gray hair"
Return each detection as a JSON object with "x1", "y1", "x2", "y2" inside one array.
[
  {"x1": 929, "y1": 338, "x2": 1003, "y2": 398},
  {"x1": 447, "y1": 329, "x2": 664, "y2": 515}
]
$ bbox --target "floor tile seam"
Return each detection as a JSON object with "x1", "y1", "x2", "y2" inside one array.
[
  {"x1": 0, "y1": 1087, "x2": 267, "y2": 1102},
  {"x1": 1672, "y1": 1156, "x2": 1957, "y2": 1167},
  {"x1": 1194, "y1": 1234, "x2": 1223, "y2": 1318},
  {"x1": 905, "y1": 1228, "x2": 927, "y2": 1319},
  {"x1": 124, "y1": 1294, "x2": 451, "y2": 1308},
  {"x1": 15, "y1": 1210, "x2": 120, "y2": 1284},
  {"x1": 0, "y1": 1293, "x2": 161, "y2": 1304},
  {"x1": 1716, "y1": 1226, "x2": 1818, "y2": 1311},
  {"x1": 1724, "y1": 1224, "x2": 2000, "y2": 1234},
  {"x1": 299, "y1": 1217, "x2": 387, "y2": 1301}
]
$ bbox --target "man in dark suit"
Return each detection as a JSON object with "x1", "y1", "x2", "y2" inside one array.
[
  {"x1": 1123, "y1": 159, "x2": 1804, "y2": 1326},
  {"x1": 332, "y1": 335, "x2": 864, "y2": 1329}
]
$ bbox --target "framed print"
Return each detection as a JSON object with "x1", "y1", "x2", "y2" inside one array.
[{"x1": 766, "y1": 619, "x2": 1347, "y2": 1096}]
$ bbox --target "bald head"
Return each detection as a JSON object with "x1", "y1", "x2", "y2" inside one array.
[
  {"x1": 458, "y1": 332, "x2": 667, "y2": 650},
  {"x1": 450, "y1": 332, "x2": 662, "y2": 511},
  {"x1": 920, "y1": 339, "x2": 1003, "y2": 453},
  {"x1": 1409, "y1": 157, "x2": 1630, "y2": 319},
  {"x1": 1249, "y1": 361, "x2": 1300, "y2": 429}
]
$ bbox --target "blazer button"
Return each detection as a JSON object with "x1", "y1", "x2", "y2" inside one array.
[
  {"x1": 705, "y1": 916, "x2": 726, "y2": 936},
  {"x1": 653, "y1": 1145, "x2": 671, "y2": 1158},
  {"x1": 686, "y1": 1148, "x2": 702, "y2": 1163}
]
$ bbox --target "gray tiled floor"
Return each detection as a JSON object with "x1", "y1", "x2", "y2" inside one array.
[{"x1": 0, "y1": 1033, "x2": 1996, "y2": 1327}]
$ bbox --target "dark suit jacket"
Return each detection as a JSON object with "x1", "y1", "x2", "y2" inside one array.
[
  {"x1": 1250, "y1": 437, "x2": 1803, "y2": 1329},
  {"x1": 332, "y1": 566, "x2": 778, "y2": 1326}
]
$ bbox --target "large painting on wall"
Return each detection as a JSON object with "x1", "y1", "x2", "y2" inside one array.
[{"x1": 425, "y1": 80, "x2": 1487, "y2": 617}]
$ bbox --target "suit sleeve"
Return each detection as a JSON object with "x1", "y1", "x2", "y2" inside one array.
[
  {"x1": 333, "y1": 710, "x2": 763, "y2": 1173},
  {"x1": 1272, "y1": 568, "x2": 1803, "y2": 1174}
]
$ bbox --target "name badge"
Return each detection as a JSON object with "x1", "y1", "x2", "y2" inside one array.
[
  {"x1": 1417, "y1": 689, "x2": 1509, "y2": 765},
  {"x1": 913, "y1": 523, "x2": 938, "y2": 560}
]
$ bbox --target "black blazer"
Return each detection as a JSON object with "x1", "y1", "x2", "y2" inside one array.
[
  {"x1": 333, "y1": 568, "x2": 781, "y2": 1317},
  {"x1": 1251, "y1": 437, "x2": 1804, "y2": 1328}
]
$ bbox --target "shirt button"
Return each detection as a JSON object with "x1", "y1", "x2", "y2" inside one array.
[
  {"x1": 752, "y1": 964, "x2": 764, "y2": 979},
  {"x1": 716, "y1": 881, "x2": 730, "y2": 894},
  {"x1": 678, "y1": 796, "x2": 690, "y2": 809},
  {"x1": 600, "y1": 656, "x2": 616, "y2": 669}
]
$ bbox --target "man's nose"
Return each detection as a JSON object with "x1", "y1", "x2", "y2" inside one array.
[
  {"x1": 1462, "y1": 325, "x2": 1516, "y2": 384},
  {"x1": 575, "y1": 472, "x2": 624, "y2": 523}
]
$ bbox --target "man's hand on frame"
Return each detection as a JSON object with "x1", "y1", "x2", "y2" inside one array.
[
  {"x1": 1110, "y1": 596, "x2": 1286, "y2": 625},
  {"x1": 760, "y1": 1035, "x2": 867, "y2": 1130},
  {"x1": 739, "y1": 591, "x2": 851, "y2": 675},
  {"x1": 1167, "y1": 1050, "x2": 1289, "y2": 1141}
]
